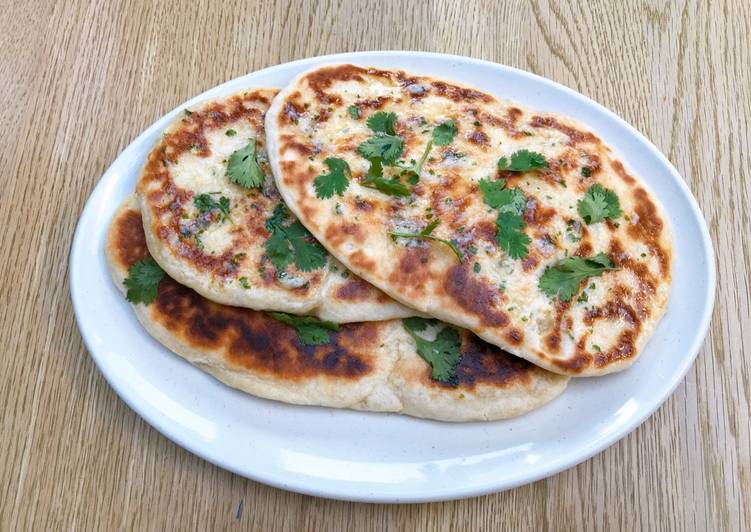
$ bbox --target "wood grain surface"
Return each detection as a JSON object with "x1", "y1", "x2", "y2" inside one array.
[{"x1": 1, "y1": 0, "x2": 749, "y2": 529}]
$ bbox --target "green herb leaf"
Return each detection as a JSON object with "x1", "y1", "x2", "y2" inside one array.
[
  {"x1": 389, "y1": 220, "x2": 464, "y2": 260},
  {"x1": 123, "y1": 258, "x2": 165, "y2": 305},
  {"x1": 496, "y1": 211, "x2": 531, "y2": 259},
  {"x1": 539, "y1": 253, "x2": 618, "y2": 301},
  {"x1": 432, "y1": 120, "x2": 457, "y2": 146},
  {"x1": 193, "y1": 193, "x2": 232, "y2": 222},
  {"x1": 225, "y1": 129, "x2": 237, "y2": 136},
  {"x1": 227, "y1": 139, "x2": 264, "y2": 188},
  {"x1": 268, "y1": 312, "x2": 340, "y2": 346},
  {"x1": 361, "y1": 157, "x2": 411, "y2": 197},
  {"x1": 402, "y1": 318, "x2": 462, "y2": 385},
  {"x1": 347, "y1": 105, "x2": 360, "y2": 119},
  {"x1": 399, "y1": 140, "x2": 432, "y2": 184},
  {"x1": 366, "y1": 111, "x2": 397, "y2": 135},
  {"x1": 479, "y1": 178, "x2": 525, "y2": 214},
  {"x1": 577, "y1": 184, "x2": 622, "y2": 224},
  {"x1": 497, "y1": 149, "x2": 548, "y2": 172},
  {"x1": 357, "y1": 135, "x2": 404, "y2": 165},
  {"x1": 314, "y1": 157, "x2": 351, "y2": 199},
  {"x1": 264, "y1": 204, "x2": 328, "y2": 272},
  {"x1": 284, "y1": 222, "x2": 328, "y2": 271},
  {"x1": 479, "y1": 179, "x2": 530, "y2": 258}
]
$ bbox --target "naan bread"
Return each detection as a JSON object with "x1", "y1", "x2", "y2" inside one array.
[
  {"x1": 267, "y1": 64, "x2": 672, "y2": 376},
  {"x1": 106, "y1": 197, "x2": 568, "y2": 421},
  {"x1": 136, "y1": 89, "x2": 413, "y2": 322}
]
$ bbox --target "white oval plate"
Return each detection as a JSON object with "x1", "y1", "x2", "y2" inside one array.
[{"x1": 70, "y1": 52, "x2": 715, "y2": 502}]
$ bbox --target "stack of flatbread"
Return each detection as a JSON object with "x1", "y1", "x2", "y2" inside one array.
[{"x1": 106, "y1": 65, "x2": 672, "y2": 422}]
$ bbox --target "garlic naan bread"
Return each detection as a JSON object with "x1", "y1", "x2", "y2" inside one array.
[
  {"x1": 267, "y1": 64, "x2": 672, "y2": 376},
  {"x1": 106, "y1": 197, "x2": 568, "y2": 421},
  {"x1": 136, "y1": 89, "x2": 412, "y2": 323}
]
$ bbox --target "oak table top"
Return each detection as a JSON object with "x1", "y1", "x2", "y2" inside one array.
[{"x1": 1, "y1": 0, "x2": 749, "y2": 529}]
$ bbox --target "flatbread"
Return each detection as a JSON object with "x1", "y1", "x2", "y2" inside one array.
[
  {"x1": 106, "y1": 197, "x2": 568, "y2": 421},
  {"x1": 267, "y1": 64, "x2": 673, "y2": 376},
  {"x1": 136, "y1": 89, "x2": 413, "y2": 322}
]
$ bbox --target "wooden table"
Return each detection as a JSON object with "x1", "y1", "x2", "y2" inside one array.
[{"x1": 2, "y1": 0, "x2": 748, "y2": 529}]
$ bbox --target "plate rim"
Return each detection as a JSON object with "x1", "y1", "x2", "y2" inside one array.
[{"x1": 69, "y1": 50, "x2": 716, "y2": 503}]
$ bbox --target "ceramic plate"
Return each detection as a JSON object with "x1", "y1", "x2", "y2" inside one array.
[{"x1": 69, "y1": 51, "x2": 715, "y2": 502}]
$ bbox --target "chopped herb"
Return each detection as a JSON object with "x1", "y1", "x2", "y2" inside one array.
[
  {"x1": 473, "y1": 120, "x2": 481, "y2": 126},
  {"x1": 581, "y1": 166, "x2": 592, "y2": 177},
  {"x1": 389, "y1": 219, "x2": 463, "y2": 260},
  {"x1": 473, "y1": 262, "x2": 481, "y2": 273},
  {"x1": 268, "y1": 312, "x2": 340, "y2": 346},
  {"x1": 361, "y1": 157, "x2": 410, "y2": 197},
  {"x1": 314, "y1": 157, "x2": 351, "y2": 199},
  {"x1": 347, "y1": 105, "x2": 361, "y2": 119},
  {"x1": 592, "y1": 344, "x2": 602, "y2": 352},
  {"x1": 357, "y1": 112, "x2": 404, "y2": 164},
  {"x1": 123, "y1": 258, "x2": 165, "y2": 305},
  {"x1": 497, "y1": 149, "x2": 548, "y2": 172},
  {"x1": 577, "y1": 184, "x2": 622, "y2": 224},
  {"x1": 264, "y1": 204, "x2": 327, "y2": 272},
  {"x1": 577, "y1": 291, "x2": 589, "y2": 303},
  {"x1": 183, "y1": 109, "x2": 193, "y2": 116},
  {"x1": 225, "y1": 129, "x2": 237, "y2": 136},
  {"x1": 539, "y1": 253, "x2": 618, "y2": 301},
  {"x1": 496, "y1": 211, "x2": 531, "y2": 259},
  {"x1": 357, "y1": 135, "x2": 404, "y2": 165},
  {"x1": 239, "y1": 277, "x2": 251, "y2": 289},
  {"x1": 366, "y1": 111, "x2": 397, "y2": 135},
  {"x1": 402, "y1": 317, "x2": 462, "y2": 385},
  {"x1": 523, "y1": 130, "x2": 533, "y2": 136},
  {"x1": 193, "y1": 194, "x2": 232, "y2": 222},
  {"x1": 479, "y1": 178, "x2": 530, "y2": 259},
  {"x1": 399, "y1": 139, "x2": 433, "y2": 184},
  {"x1": 227, "y1": 139, "x2": 264, "y2": 188},
  {"x1": 478, "y1": 179, "x2": 525, "y2": 213},
  {"x1": 432, "y1": 120, "x2": 457, "y2": 146}
]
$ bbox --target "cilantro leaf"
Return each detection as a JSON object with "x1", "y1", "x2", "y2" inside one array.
[
  {"x1": 265, "y1": 228, "x2": 293, "y2": 271},
  {"x1": 357, "y1": 135, "x2": 404, "y2": 165},
  {"x1": 361, "y1": 157, "x2": 410, "y2": 197},
  {"x1": 478, "y1": 178, "x2": 525, "y2": 214},
  {"x1": 496, "y1": 211, "x2": 531, "y2": 259},
  {"x1": 399, "y1": 140, "x2": 432, "y2": 184},
  {"x1": 314, "y1": 157, "x2": 351, "y2": 199},
  {"x1": 577, "y1": 184, "x2": 622, "y2": 224},
  {"x1": 123, "y1": 258, "x2": 165, "y2": 305},
  {"x1": 264, "y1": 204, "x2": 328, "y2": 272},
  {"x1": 389, "y1": 220, "x2": 464, "y2": 260},
  {"x1": 402, "y1": 318, "x2": 462, "y2": 385},
  {"x1": 479, "y1": 179, "x2": 530, "y2": 258},
  {"x1": 268, "y1": 312, "x2": 341, "y2": 346},
  {"x1": 227, "y1": 139, "x2": 265, "y2": 188},
  {"x1": 432, "y1": 120, "x2": 457, "y2": 146},
  {"x1": 539, "y1": 253, "x2": 618, "y2": 301},
  {"x1": 284, "y1": 222, "x2": 328, "y2": 271},
  {"x1": 497, "y1": 149, "x2": 548, "y2": 172},
  {"x1": 347, "y1": 105, "x2": 360, "y2": 119},
  {"x1": 366, "y1": 112, "x2": 397, "y2": 135},
  {"x1": 193, "y1": 193, "x2": 232, "y2": 222}
]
